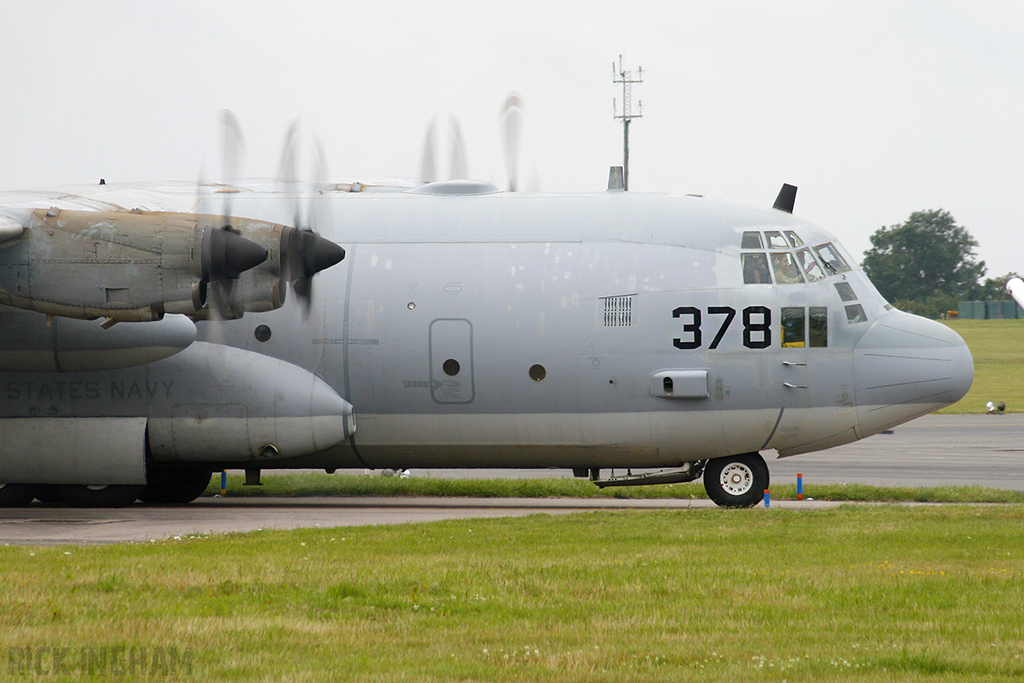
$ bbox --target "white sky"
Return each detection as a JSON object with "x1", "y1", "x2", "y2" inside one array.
[{"x1": 2, "y1": 1, "x2": 1022, "y2": 277}]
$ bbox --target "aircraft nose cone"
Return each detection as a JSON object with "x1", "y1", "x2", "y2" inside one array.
[{"x1": 854, "y1": 309, "x2": 973, "y2": 437}]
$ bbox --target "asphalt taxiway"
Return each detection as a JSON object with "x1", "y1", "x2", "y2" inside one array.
[{"x1": 1, "y1": 413, "x2": 1021, "y2": 545}]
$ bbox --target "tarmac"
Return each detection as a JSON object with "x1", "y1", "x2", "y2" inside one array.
[{"x1": 1, "y1": 413, "x2": 1021, "y2": 545}]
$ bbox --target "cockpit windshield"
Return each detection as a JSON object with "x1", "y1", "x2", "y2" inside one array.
[
  {"x1": 741, "y1": 231, "x2": 850, "y2": 284},
  {"x1": 739, "y1": 229, "x2": 869, "y2": 327}
]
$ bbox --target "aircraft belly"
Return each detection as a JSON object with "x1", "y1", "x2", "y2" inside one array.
[
  {"x1": 349, "y1": 411, "x2": 748, "y2": 468},
  {"x1": 0, "y1": 417, "x2": 147, "y2": 484}
]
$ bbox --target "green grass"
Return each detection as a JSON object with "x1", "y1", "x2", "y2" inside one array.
[
  {"x1": 203, "y1": 472, "x2": 1024, "y2": 504},
  {"x1": 3, "y1": 506, "x2": 1024, "y2": 681},
  {"x1": 938, "y1": 318, "x2": 1024, "y2": 413}
]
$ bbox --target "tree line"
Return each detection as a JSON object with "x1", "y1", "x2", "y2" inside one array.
[{"x1": 860, "y1": 209, "x2": 1012, "y2": 319}]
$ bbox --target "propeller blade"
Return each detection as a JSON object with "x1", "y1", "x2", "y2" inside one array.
[
  {"x1": 275, "y1": 121, "x2": 346, "y2": 316},
  {"x1": 277, "y1": 119, "x2": 300, "y2": 186},
  {"x1": 449, "y1": 116, "x2": 468, "y2": 180},
  {"x1": 419, "y1": 117, "x2": 438, "y2": 184},
  {"x1": 218, "y1": 109, "x2": 245, "y2": 220},
  {"x1": 192, "y1": 111, "x2": 254, "y2": 319},
  {"x1": 500, "y1": 93, "x2": 524, "y2": 192}
]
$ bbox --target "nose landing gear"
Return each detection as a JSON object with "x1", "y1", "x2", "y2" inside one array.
[{"x1": 703, "y1": 452, "x2": 769, "y2": 508}]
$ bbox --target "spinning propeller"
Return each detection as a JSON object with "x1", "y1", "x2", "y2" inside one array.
[
  {"x1": 419, "y1": 116, "x2": 470, "y2": 183},
  {"x1": 194, "y1": 111, "x2": 345, "y2": 320},
  {"x1": 419, "y1": 93, "x2": 538, "y2": 192},
  {"x1": 197, "y1": 110, "x2": 268, "y2": 319},
  {"x1": 277, "y1": 120, "x2": 346, "y2": 316}
]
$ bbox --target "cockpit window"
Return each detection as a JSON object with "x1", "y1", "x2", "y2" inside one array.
[
  {"x1": 742, "y1": 231, "x2": 848, "y2": 286},
  {"x1": 742, "y1": 253, "x2": 772, "y2": 284},
  {"x1": 845, "y1": 304, "x2": 868, "y2": 323},
  {"x1": 741, "y1": 231, "x2": 763, "y2": 249},
  {"x1": 764, "y1": 231, "x2": 789, "y2": 248},
  {"x1": 814, "y1": 243, "x2": 851, "y2": 275},
  {"x1": 834, "y1": 282, "x2": 857, "y2": 302},
  {"x1": 770, "y1": 253, "x2": 804, "y2": 284},
  {"x1": 795, "y1": 248, "x2": 824, "y2": 282}
]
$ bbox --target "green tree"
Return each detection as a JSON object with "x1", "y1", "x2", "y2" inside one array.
[
  {"x1": 972, "y1": 272, "x2": 1019, "y2": 301},
  {"x1": 862, "y1": 209, "x2": 985, "y2": 304}
]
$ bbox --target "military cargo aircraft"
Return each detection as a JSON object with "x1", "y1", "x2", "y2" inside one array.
[{"x1": 0, "y1": 136, "x2": 974, "y2": 508}]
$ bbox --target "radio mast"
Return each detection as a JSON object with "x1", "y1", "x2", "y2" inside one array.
[{"x1": 612, "y1": 55, "x2": 643, "y2": 191}]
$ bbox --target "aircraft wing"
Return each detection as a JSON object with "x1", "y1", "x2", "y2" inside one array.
[{"x1": 0, "y1": 185, "x2": 344, "y2": 372}]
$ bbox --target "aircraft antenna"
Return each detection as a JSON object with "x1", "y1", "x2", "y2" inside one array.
[{"x1": 612, "y1": 55, "x2": 643, "y2": 191}]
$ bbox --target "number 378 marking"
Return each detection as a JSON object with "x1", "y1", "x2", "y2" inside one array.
[{"x1": 672, "y1": 305, "x2": 771, "y2": 350}]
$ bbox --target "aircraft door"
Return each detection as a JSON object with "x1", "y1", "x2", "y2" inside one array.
[{"x1": 429, "y1": 318, "x2": 474, "y2": 404}]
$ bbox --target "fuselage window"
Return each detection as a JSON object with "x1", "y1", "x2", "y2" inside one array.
[
  {"x1": 743, "y1": 253, "x2": 772, "y2": 284},
  {"x1": 809, "y1": 307, "x2": 828, "y2": 347},
  {"x1": 781, "y1": 307, "x2": 806, "y2": 347},
  {"x1": 795, "y1": 248, "x2": 824, "y2": 282},
  {"x1": 784, "y1": 230, "x2": 804, "y2": 247},
  {"x1": 741, "y1": 231, "x2": 763, "y2": 249},
  {"x1": 770, "y1": 252, "x2": 804, "y2": 284},
  {"x1": 834, "y1": 282, "x2": 857, "y2": 302},
  {"x1": 845, "y1": 304, "x2": 868, "y2": 323},
  {"x1": 814, "y1": 243, "x2": 851, "y2": 275},
  {"x1": 764, "y1": 231, "x2": 789, "y2": 248},
  {"x1": 781, "y1": 306, "x2": 829, "y2": 348}
]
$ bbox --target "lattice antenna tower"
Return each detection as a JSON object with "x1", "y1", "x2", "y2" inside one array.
[{"x1": 612, "y1": 55, "x2": 643, "y2": 191}]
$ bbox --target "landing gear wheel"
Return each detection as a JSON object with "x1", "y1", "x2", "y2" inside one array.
[
  {"x1": 0, "y1": 483, "x2": 38, "y2": 507},
  {"x1": 38, "y1": 484, "x2": 145, "y2": 508},
  {"x1": 703, "y1": 452, "x2": 769, "y2": 508},
  {"x1": 140, "y1": 468, "x2": 213, "y2": 504}
]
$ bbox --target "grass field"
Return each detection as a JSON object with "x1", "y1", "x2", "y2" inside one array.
[
  {"x1": 204, "y1": 471, "x2": 1024, "y2": 504},
  {"x1": 938, "y1": 318, "x2": 1024, "y2": 414},
  {"x1": 3, "y1": 506, "x2": 1024, "y2": 682},
  {"x1": 3, "y1": 318, "x2": 1021, "y2": 682}
]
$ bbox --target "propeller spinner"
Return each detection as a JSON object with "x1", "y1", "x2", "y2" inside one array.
[{"x1": 277, "y1": 120, "x2": 346, "y2": 314}]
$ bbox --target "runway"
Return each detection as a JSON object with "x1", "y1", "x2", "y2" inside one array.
[{"x1": 2, "y1": 413, "x2": 1021, "y2": 545}]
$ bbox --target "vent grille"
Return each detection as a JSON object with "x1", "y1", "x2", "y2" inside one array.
[{"x1": 602, "y1": 295, "x2": 633, "y2": 327}]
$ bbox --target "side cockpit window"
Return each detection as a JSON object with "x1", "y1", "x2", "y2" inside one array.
[
  {"x1": 845, "y1": 304, "x2": 868, "y2": 323},
  {"x1": 834, "y1": 283, "x2": 869, "y2": 324},
  {"x1": 743, "y1": 253, "x2": 772, "y2": 284},
  {"x1": 795, "y1": 248, "x2": 824, "y2": 281},
  {"x1": 814, "y1": 243, "x2": 851, "y2": 275}
]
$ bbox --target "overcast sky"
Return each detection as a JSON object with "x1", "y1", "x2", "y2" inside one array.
[{"x1": 2, "y1": 1, "x2": 1021, "y2": 277}]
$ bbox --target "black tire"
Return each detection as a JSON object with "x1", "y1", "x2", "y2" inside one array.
[
  {"x1": 0, "y1": 483, "x2": 38, "y2": 507},
  {"x1": 140, "y1": 468, "x2": 213, "y2": 504},
  {"x1": 703, "y1": 452, "x2": 769, "y2": 508},
  {"x1": 38, "y1": 484, "x2": 144, "y2": 508}
]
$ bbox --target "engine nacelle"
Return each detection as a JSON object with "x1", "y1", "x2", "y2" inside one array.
[
  {"x1": 0, "y1": 342, "x2": 355, "y2": 485},
  {"x1": 146, "y1": 343, "x2": 356, "y2": 462},
  {"x1": 0, "y1": 208, "x2": 288, "y2": 322}
]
